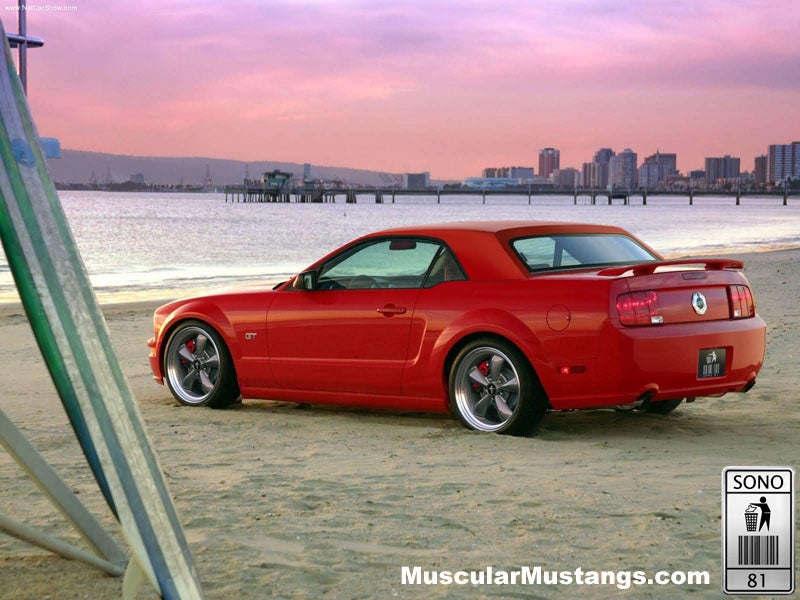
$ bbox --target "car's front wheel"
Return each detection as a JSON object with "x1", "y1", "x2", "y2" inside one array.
[
  {"x1": 449, "y1": 339, "x2": 546, "y2": 436},
  {"x1": 164, "y1": 320, "x2": 239, "y2": 408}
]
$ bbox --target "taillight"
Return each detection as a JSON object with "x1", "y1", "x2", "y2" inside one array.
[
  {"x1": 728, "y1": 285, "x2": 755, "y2": 318},
  {"x1": 616, "y1": 290, "x2": 663, "y2": 326}
]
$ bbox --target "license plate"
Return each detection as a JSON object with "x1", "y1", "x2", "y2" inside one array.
[{"x1": 698, "y1": 348, "x2": 726, "y2": 378}]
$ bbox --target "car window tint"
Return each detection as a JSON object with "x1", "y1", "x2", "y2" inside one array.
[
  {"x1": 318, "y1": 238, "x2": 441, "y2": 289},
  {"x1": 422, "y1": 247, "x2": 467, "y2": 287},
  {"x1": 512, "y1": 234, "x2": 658, "y2": 272}
]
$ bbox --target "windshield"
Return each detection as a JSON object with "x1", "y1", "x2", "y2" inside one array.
[{"x1": 511, "y1": 234, "x2": 659, "y2": 273}]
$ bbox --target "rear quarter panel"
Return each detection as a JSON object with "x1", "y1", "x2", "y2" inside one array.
[{"x1": 402, "y1": 276, "x2": 615, "y2": 402}]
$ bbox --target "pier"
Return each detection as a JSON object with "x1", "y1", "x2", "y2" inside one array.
[{"x1": 224, "y1": 186, "x2": 797, "y2": 206}]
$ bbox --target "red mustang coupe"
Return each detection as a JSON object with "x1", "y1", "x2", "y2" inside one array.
[{"x1": 148, "y1": 221, "x2": 766, "y2": 436}]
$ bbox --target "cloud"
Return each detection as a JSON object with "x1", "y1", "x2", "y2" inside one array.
[{"x1": 16, "y1": 0, "x2": 800, "y2": 177}]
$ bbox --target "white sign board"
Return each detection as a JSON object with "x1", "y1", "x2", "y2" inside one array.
[{"x1": 722, "y1": 467, "x2": 795, "y2": 595}]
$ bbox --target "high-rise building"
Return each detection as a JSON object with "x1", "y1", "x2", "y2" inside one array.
[
  {"x1": 482, "y1": 167, "x2": 498, "y2": 178},
  {"x1": 704, "y1": 155, "x2": 740, "y2": 186},
  {"x1": 553, "y1": 168, "x2": 579, "y2": 188},
  {"x1": 609, "y1": 148, "x2": 638, "y2": 190},
  {"x1": 581, "y1": 162, "x2": 599, "y2": 187},
  {"x1": 593, "y1": 148, "x2": 615, "y2": 164},
  {"x1": 539, "y1": 148, "x2": 560, "y2": 179},
  {"x1": 767, "y1": 142, "x2": 800, "y2": 184},
  {"x1": 638, "y1": 152, "x2": 677, "y2": 188},
  {"x1": 590, "y1": 148, "x2": 615, "y2": 187},
  {"x1": 754, "y1": 155, "x2": 768, "y2": 186}
]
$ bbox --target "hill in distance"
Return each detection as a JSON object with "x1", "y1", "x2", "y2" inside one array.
[{"x1": 46, "y1": 149, "x2": 403, "y2": 187}]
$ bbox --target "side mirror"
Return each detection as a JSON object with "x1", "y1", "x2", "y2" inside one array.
[{"x1": 293, "y1": 270, "x2": 317, "y2": 290}]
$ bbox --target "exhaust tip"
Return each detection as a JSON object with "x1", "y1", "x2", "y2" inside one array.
[{"x1": 615, "y1": 390, "x2": 654, "y2": 412}]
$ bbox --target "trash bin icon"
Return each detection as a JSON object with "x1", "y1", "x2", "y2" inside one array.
[{"x1": 745, "y1": 505, "x2": 759, "y2": 532}]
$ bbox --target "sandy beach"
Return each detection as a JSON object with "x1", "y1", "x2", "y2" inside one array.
[{"x1": 0, "y1": 248, "x2": 797, "y2": 598}]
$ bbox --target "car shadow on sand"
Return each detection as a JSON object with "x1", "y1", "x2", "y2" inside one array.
[{"x1": 224, "y1": 397, "x2": 742, "y2": 442}]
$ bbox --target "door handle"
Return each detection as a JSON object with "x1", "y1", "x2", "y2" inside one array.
[{"x1": 377, "y1": 304, "x2": 407, "y2": 316}]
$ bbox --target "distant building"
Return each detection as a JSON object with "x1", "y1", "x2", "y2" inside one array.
[
  {"x1": 553, "y1": 168, "x2": 579, "y2": 188},
  {"x1": 581, "y1": 162, "x2": 598, "y2": 187},
  {"x1": 303, "y1": 163, "x2": 312, "y2": 181},
  {"x1": 480, "y1": 166, "x2": 534, "y2": 183},
  {"x1": 129, "y1": 172, "x2": 145, "y2": 185},
  {"x1": 638, "y1": 152, "x2": 677, "y2": 188},
  {"x1": 704, "y1": 155, "x2": 740, "y2": 186},
  {"x1": 594, "y1": 148, "x2": 615, "y2": 164},
  {"x1": 509, "y1": 166, "x2": 535, "y2": 182},
  {"x1": 739, "y1": 170, "x2": 756, "y2": 186},
  {"x1": 588, "y1": 148, "x2": 616, "y2": 188},
  {"x1": 688, "y1": 170, "x2": 706, "y2": 188},
  {"x1": 663, "y1": 174, "x2": 690, "y2": 190},
  {"x1": 539, "y1": 148, "x2": 560, "y2": 179},
  {"x1": 462, "y1": 177, "x2": 519, "y2": 189},
  {"x1": 754, "y1": 155, "x2": 768, "y2": 186},
  {"x1": 403, "y1": 172, "x2": 430, "y2": 189},
  {"x1": 767, "y1": 141, "x2": 800, "y2": 184},
  {"x1": 608, "y1": 148, "x2": 637, "y2": 190},
  {"x1": 264, "y1": 170, "x2": 293, "y2": 191}
]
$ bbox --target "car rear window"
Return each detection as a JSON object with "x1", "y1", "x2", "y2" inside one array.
[{"x1": 511, "y1": 234, "x2": 658, "y2": 272}]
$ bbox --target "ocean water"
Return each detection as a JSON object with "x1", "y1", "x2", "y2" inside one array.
[{"x1": 1, "y1": 190, "x2": 798, "y2": 303}]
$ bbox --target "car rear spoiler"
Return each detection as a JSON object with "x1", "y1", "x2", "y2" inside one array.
[{"x1": 597, "y1": 258, "x2": 744, "y2": 277}]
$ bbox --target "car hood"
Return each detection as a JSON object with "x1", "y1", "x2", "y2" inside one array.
[{"x1": 155, "y1": 280, "x2": 286, "y2": 315}]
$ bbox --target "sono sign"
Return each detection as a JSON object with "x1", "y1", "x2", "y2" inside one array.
[
  {"x1": 729, "y1": 472, "x2": 791, "y2": 492},
  {"x1": 722, "y1": 467, "x2": 795, "y2": 596}
]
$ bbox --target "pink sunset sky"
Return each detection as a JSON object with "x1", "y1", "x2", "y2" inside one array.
[{"x1": 7, "y1": 0, "x2": 800, "y2": 180}]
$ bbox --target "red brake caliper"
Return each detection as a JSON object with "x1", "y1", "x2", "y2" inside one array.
[
  {"x1": 181, "y1": 339, "x2": 195, "y2": 365},
  {"x1": 472, "y1": 360, "x2": 490, "y2": 389}
]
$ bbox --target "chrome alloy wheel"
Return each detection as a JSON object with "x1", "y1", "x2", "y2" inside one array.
[
  {"x1": 452, "y1": 346, "x2": 521, "y2": 431},
  {"x1": 165, "y1": 326, "x2": 222, "y2": 405}
]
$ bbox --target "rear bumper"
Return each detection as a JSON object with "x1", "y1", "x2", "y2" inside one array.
[{"x1": 543, "y1": 316, "x2": 766, "y2": 410}]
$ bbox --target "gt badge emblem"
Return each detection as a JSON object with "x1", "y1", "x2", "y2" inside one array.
[
  {"x1": 692, "y1": 291, "x2": 707, "y2": 315},
  {"x1": 245, "y1": 332, "x2": 257, "y2": 340}
]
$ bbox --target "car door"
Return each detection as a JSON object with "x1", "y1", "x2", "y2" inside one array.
[{"x1": 266, "y1": 237, "x2": 442, "y2": 396}]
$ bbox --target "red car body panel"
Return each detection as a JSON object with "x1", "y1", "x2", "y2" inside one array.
[{"x1": 148, "y1": 221, "x2": 766, "y2": 415}]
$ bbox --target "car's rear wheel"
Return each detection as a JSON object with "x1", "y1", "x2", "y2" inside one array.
[
  {"x1": 449, "y1": 339, "x2": 546, "y2": 436},
  {"x1": 164, "y1": 320, "x2": 239, "y2": 408}
]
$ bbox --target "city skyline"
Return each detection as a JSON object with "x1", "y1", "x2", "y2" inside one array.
[{"x1": 9, "y1": 0, "x2": 800, "y2": 179}]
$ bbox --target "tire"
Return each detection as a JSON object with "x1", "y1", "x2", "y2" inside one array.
[
  {"x1": 448, "y1": 338, "x2": 546, "y2": 436},
  {"x1": 163, "y1": 320, "x2": 239, "y2": 409},
  {"x1": 640, "y1": 398, "x2": 683, "y2": 415}
]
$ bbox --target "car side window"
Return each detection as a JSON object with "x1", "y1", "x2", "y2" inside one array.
[
  {"x1": 513, "y1": 236, "x2": 579, "y2": 270},
  {"x1": 317, "y1": 238, "x2": 442, "y2": 289},
  {"x1": 422, "y1": 247, "x2": 467, "y2": 287}
]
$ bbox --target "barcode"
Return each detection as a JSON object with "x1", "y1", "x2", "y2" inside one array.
[{"x1": 738, "y1": 535, "x2": 779, "y2": 565}]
